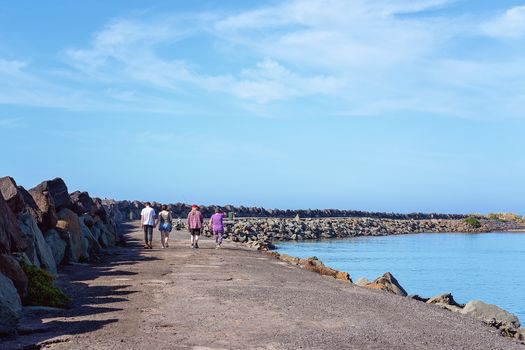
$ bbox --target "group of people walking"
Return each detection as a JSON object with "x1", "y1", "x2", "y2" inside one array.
[{"x1": 140, "y1": 202, "x2": 225, "y2": 249}]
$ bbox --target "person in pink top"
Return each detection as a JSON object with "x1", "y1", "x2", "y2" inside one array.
[
  {"x1": 209, "y1": 208, "x2": 225, "y2": 249},
  {"x1": 187, "y1": 204, "x2": 204, "y2": 249}
]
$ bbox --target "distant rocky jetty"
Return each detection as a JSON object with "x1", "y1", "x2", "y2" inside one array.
[
  {"x1": 102, "y1": 200, "x2": 525, "y2": 251},
  {"x1": 200, "y1": 217, "x2": 523, "y2": 250},
  {"x1": 0, "y1": 176, "x2": 123, "y2": 337},
  {"x1": 102, "y1": 199, "x2": 471, "y2": 221}
]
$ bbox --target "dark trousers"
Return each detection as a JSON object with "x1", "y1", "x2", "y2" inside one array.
[{"x1": 143, "y1": 225, "x2": 153, "y2": 243}]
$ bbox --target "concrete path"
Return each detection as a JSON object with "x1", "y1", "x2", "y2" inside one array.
[{"x1": 2, "y1": 222, "x2": 522, "y2": 349}]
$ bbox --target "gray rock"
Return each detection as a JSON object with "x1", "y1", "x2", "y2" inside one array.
[
  {"x1": 356, "y1": 277, "x2": 370, "y2": 287},
  {"x1": 0, "y1": 176, "x2": 25, "y2": 214},
  {"x1": 18, "y1": 213, "x2": 57, "y2": 275},
  {"x1": 43, "y1": 229, "x2": 67, "y2": 266},
  {"x1": 427, "y1": 293, "x2": 463, "y2": 307},
  {"x1": 461, "y1": 300, "x2": 521, "y2": 333},
  {"x1": 79, "y1": 218, "x2": 101, "y2": 258},
  {"x1": 0, "y1": 254, "x2": 28, "y2": 299},
  {"x1": 69, "y1": 191, "x2": 93, "y2": 215},
  {"x1": 0, "y1": 193, "x2": 26, "y2": 254},
  {"x1": 0, "y1": 272, "x2": 22, "y2": 329},
  {"x1": 56, "y1": 208, "x2": 82, "y2": 263}
]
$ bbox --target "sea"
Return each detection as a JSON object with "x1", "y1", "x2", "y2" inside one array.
[{"x1": 276, "y1": 232, "x2": 525, "y2": 322}]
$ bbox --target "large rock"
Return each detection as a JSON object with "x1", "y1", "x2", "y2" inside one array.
[
  {"x1": 43, "y1": 229, "x2": 67, "y2": 266},
  {"x1": 28, "y1": 185, "x2": 58, "y2": 233},
  {"x1": 427, "y1": 293, "x2": 463, "y2": 307},
  {"x1": 70, "y1": 191, "x2": 93, "y2": 216},
  {"x1": 0, "y1": 272, "x2": 22, "y2": 330},
  {"x1": 0, "y1": 254, "x2": 28, "y2": 299},
  {"x1": 78, "y1": 218, "x2": 100, "y2": 261},
  {"x1": 18, "y1": 213, "x2": 57, "y2": 275},
  {"x1": 0, "y1": 176, "x2": 25, "y2": 214},
  {"x1": 299, "y1": 257, "x2": 352, "y2": 282},
  {"x1": 0, "y1": 193, "x2": 26, "y2": 254},
  {"x1": 31, "y1": 178, "x2": 71, "y2": 211},
  {"x1": 56, "y1": 208, "x2": 82, "y2": 263},
  {"x1": 461, "y1": 300, "x2": 521, "y2": 333},
  {"x1": 365, "y1": 272, "x2": 408, "y2": 296},
  {"x1": 91, "y1": 198, "x2": 108, "y2": 223}
]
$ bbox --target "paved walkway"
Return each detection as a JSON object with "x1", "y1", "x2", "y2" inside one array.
[{"x1": 3, "y1": 222, "x2": 522, "y2": 349}]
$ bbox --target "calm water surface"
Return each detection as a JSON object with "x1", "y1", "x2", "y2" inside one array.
[{"x1": 276, "y1": 232, "x2": 525, "y2": 322}]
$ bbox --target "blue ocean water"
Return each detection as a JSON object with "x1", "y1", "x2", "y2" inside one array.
[{"x1": 276, "y1": 232, "x2": 525, "y2": 322}]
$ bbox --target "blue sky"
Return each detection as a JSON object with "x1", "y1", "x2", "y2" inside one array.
[{"x1": 1, "y1": 0, "x2": 524, "y2": 214}]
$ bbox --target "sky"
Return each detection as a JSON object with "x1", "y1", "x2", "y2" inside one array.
[{"x1": 1, "y1": 0, "x2": 524, "y2": 214}]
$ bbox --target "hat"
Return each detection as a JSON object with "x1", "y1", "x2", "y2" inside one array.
[{"x1": 191, "y1": 204, "x2": 198, "y2": 208}]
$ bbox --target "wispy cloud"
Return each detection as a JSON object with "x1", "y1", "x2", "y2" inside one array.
[
  {"x1": 483, "y1": 6, "x2": 525, "y2": 39},
  {"x1": 1, "y1": 1, "x2": 524, "y2": 119}
]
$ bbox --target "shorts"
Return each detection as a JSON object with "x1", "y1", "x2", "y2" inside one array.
[{"x1": 190, "y1": 228, "x2": 201, "y2": 236}]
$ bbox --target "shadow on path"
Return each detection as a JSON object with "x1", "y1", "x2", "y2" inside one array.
[{"x1": 2, "y1": 222, "x2": 160, "y2": 350}]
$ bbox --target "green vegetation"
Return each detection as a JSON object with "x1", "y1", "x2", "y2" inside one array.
[
  {"x1": 20, "y1": 260, "x2": 69, "y2": 308},
  {"x1": 464, "y1": 217, "x2": 481, "y2": 228}
]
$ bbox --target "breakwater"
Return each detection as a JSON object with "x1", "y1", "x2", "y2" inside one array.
[
  {"x1": 102, "y1": 199, "x2": 471, "y2": 220},
  {"x1": 199, "y1": 217, "x2": 524, "y2": 250},
  {"x1": 0, "y1": 176, "x2": 123, "y2": 337}
]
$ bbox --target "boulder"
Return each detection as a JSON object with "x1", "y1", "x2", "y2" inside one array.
[
  {"x1": 18, "y1": 213, "x2": 57, "y2": 275},
  {"x1": 427, "y1": 293, "x2": 463, "y2": 307},
  {"x1": 56, "y1": 208, "x2": 82, "y2": 263},
  {"x1": 0, "y1": 176, "x2": 25, "y2": 214},
  {"x1": 356, "y1": 277, "x2": 370, "y2": 287},
  {"x1": 516, "y1": 328, "x2": 525, "y2": 341},
  {"x1": 43, "y1": 229, "x2": 67, "y2": 266},
  {"x1": 0, "y1": 193, "x2": 26, "y2": 254},
  {"x1": 91, "y1": 198, "x2": 108, "y2": 223},
  {"x1": 365, "y1": 272, "x2": 408, "y2": 297},
  {"x1": 31, "y1": 178, "x2": 71, "y2": 211},
  {"x1": 0, "y1": 272, "x2": 22, "y2": 330},
  {"x1": 28, "y1": 185, "x2": 57, "y2": 233},
  {"x1": 299, "y1": 257, "x2": 352, "y2": 282},
  {"x1": 0, "y1": 254, "x2": 28, "y2": 299},
  {"x1": 408, "y1": 294, "x2": 430, "y2": 303},
  {"x1": 461, "y1": 300, "x2": 521, "y2": 333},
  {"x1": 70, "y1": 191, "x2": 92, "y2": 215},
  {"x1": 79, "y1": 218, "x2": 100, "y2": 260}
]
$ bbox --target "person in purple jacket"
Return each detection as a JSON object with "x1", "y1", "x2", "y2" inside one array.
[
  {"x1": 187, "y1": 204, "x2": 204, "y2": 249},
  {"x1": 209, "y1": 208, "x2": 225, "y2": 249}
]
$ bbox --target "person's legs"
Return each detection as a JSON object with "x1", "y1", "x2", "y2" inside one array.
[
  {"x1": 147, "y1": 225, "x2": 153, "y2": 248},
  {"x1": 164, "y1": 232, "x2": 169, "y2": 247},
  {"x1": 160, "y1": 231, "x2": 166, "y2": 248},
  {"x1": 143, "y1": 226, "x2": 149, "y2": 248},
  {"x1": 217, "y1": 230, "x2": 223, "y2": 246},
  {"x1": 194, "y1": 229, "x2": 200, "y2": 248},
  {"x1": 190, "y1": 230, "x2": 195, "y2": 247}
]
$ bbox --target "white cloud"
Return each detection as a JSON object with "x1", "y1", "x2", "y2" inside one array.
[
  {"x1": 483, "y1": 6, "x2": 525, "y2": 39},
  {"x1": 1, "y1": 1, "x2": 525, "y2": 119}
]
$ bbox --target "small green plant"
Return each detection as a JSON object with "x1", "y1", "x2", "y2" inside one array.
[
  {"x1": 464, "y1": 217, "x2": 481, "y2": 228},
  {"x1": 19, "y1": 260, "x2": 69, "y2": 308}
]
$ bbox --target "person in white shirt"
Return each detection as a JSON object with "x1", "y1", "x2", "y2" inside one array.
[{"x1": 141, "y1": 202, "x2": 157, "y2": 249}]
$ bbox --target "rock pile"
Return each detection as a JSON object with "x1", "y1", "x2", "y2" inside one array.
[
  {"x1": 104, "y1": 200, "x2": 472, "y2": 221},
  {"x1": 197, "y1": 217, "x2": 505, "y2": 250},
  {"x1": 0, "y1": 176, "x2": 123, "y2": 337}
]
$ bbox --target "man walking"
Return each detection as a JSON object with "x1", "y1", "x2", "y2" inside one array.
[
  {"x1": 141, "y1": 202, "x2": 156, "y2": 249},
  {"x1": 187, "y1": 204, "x2": 203, "y2": 248}
]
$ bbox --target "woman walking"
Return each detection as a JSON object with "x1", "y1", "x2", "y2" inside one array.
[
  {"x1": 210, "y1": 208, "x2": 225, "y2": 249},
  {"x1": 187, "y1": 204, "x2": 203, "y2": 248},
  {"x1": 158, "y1": 205, "x2": 173, "y2": 248}
]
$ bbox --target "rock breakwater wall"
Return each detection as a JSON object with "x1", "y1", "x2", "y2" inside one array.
[
  {"x1": 201, "y1": 217, "x2": 522, "y2": 250},
  {"x1": 0, "y1": 176, "x2": 124, "y2": 336},
  {"x1": 102, "y1": 199, "x2": 471, "y2": 221}
]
